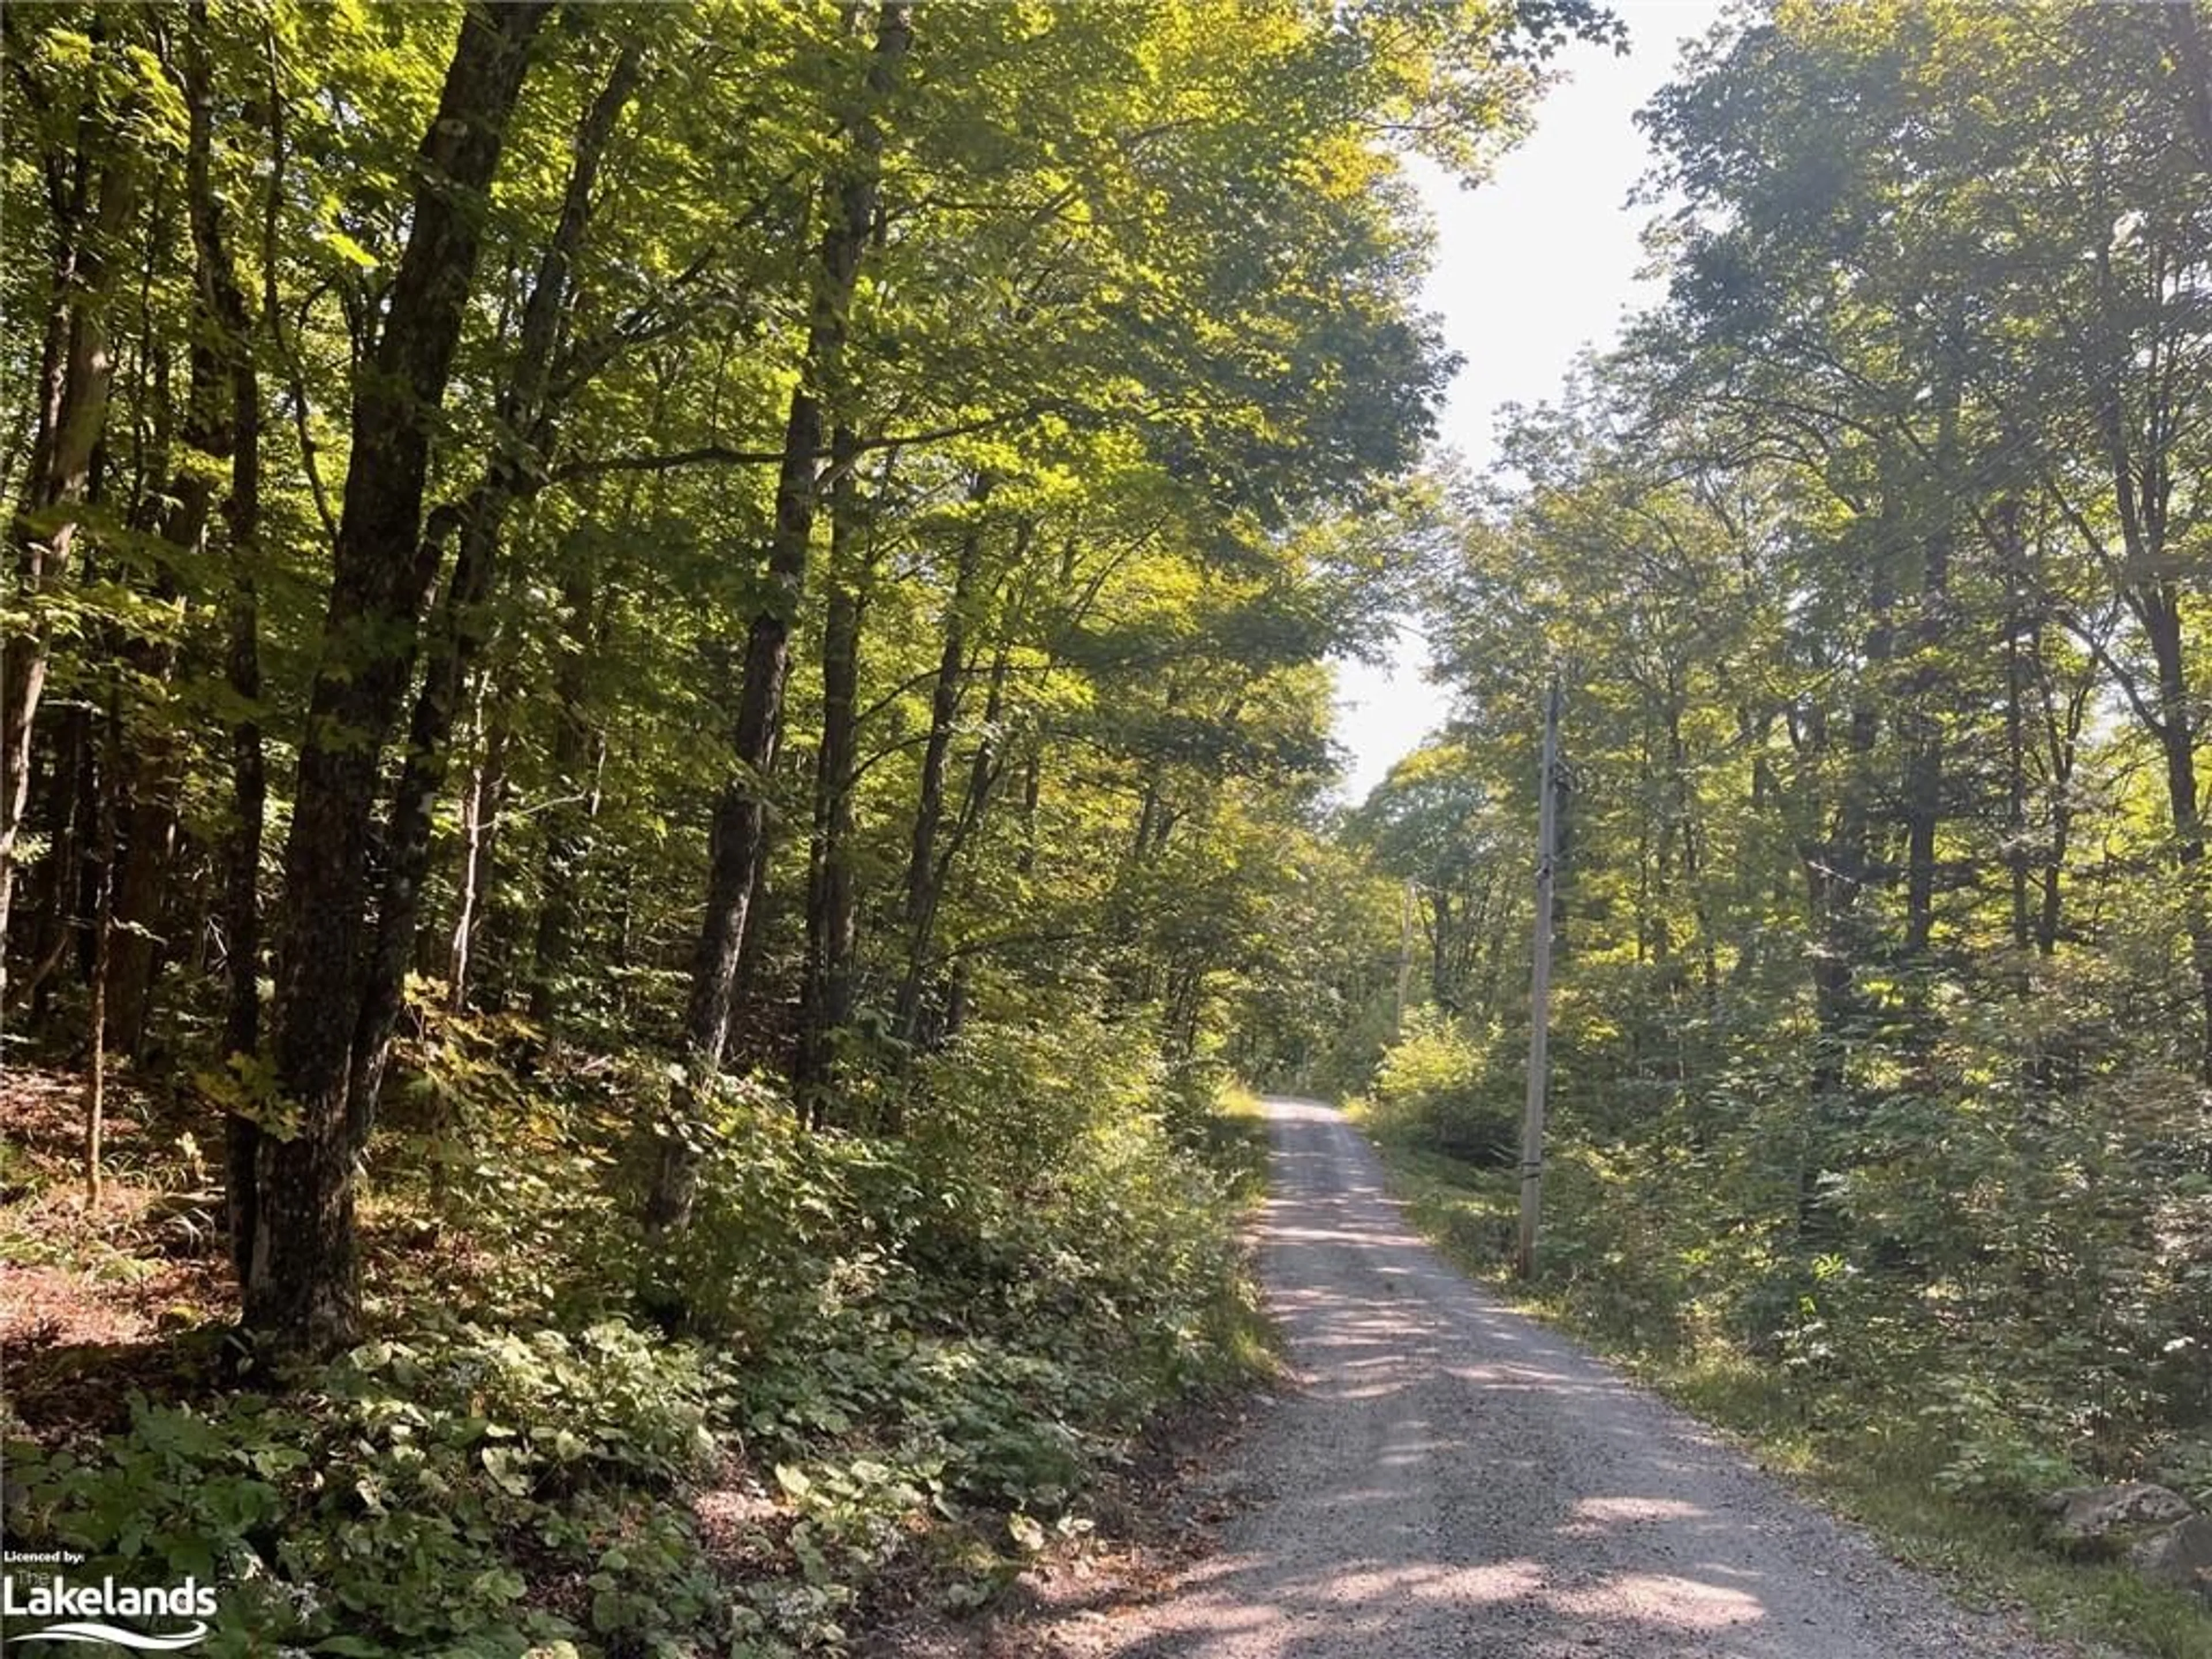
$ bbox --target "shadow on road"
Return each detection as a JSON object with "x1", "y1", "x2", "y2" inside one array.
[{"x1": 1054, "y1": 1099, "x2": 2027, "y2": 1659}]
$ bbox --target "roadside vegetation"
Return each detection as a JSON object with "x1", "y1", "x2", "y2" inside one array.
[
  {"x1": 5, "y1": 1032, "x2": 1268, "y2": 1657},
  {"x1": 0, "y1": 0, "x2": 1610, "y2": 1652},
  {"x1": 1305, "y1": 6, "x2": 2212, "y2": 1654}
]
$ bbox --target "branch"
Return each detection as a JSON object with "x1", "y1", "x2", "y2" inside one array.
[
  {"x1": 548, "y1": 406, "x2": 1050, "y2": 486},
  {"x1": 2056, "y1": 605, "x2": 2164, "y2": 740},
  {"x1": 546, "y1": 161, "x2": 813, "y2": 403}
]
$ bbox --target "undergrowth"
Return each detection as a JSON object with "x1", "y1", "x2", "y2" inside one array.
[
  {"x1": 1346, "y1": 1103, "x2": 2212, "y2": 1659},
  {"x1": 0, "y1": 1006, "x2": 1268, "y2": 1657}
]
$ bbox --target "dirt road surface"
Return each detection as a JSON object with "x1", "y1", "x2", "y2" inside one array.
[{"x1": 1051, "y1": 1098, "x2": 2099, "y2": 1658}]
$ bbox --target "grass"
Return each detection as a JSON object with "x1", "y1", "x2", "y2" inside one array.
[
  {"x1": 1344, "y1": 1105, "x2": 2212, "y2": 1659},
  {"x1": 1196, "y1": 1084, "x2": 1286, "y2": 1379},
  {"x1": 1202, "y1": 1082, "x2": 1275, "y2": 1203}
]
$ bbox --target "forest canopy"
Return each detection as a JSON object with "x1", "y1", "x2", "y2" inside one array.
[
  {"x1": 0, "y1": 2, "x2": 1607, "y2": 1652},
  {"x1": 1351, "y1": 4, "x2": 2212, "y2": 1619}
]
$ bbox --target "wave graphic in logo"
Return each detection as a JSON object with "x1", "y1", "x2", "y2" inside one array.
[{"x1": 12, "y1": 1620, "x2": 212, "y2": 1650}]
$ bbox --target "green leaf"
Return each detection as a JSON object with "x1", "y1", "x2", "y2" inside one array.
[{"x1": 324, "y1": 229, "x2": 380, "y2": 270}]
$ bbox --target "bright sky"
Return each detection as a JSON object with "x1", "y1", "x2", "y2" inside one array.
[{"x1": 1330, "y1": 1, "x2": 1728, "y2": 804}]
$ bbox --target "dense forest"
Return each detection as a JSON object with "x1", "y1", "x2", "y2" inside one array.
[
  {"x1": 0, "y1": 1, "x2": 1599, "y2": 1653},
  {"x1": 1347, "y1": 1, "x2": 2212, "y2": 1646},
  {"x1": 7, "y1": 0, "x2": 2212, "y2": 1654}
]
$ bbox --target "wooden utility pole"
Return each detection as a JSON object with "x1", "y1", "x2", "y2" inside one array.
[
  {"x1": 1392, "y1": 880, "x2": 1415, "y2": 1040},
  {"x1": 1516, "y1": 674, "x2": 1562, "y2": 1279}
]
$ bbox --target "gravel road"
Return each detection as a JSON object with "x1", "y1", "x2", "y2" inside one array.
[{"x1": 1069, "y1": 1098, "x2": 2098, "y2": 1659}]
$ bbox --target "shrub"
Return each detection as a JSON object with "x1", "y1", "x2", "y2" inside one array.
[
  {"x1": 1372, "y1": 1009, "x2": 1518, "y2": 1162},
  {"x1": 3, "y1": 1319, "x2": 733, "y2": 1657},
  {"x1": 6, "y1": 1005, "x2": 1267, "y2": 1658}
]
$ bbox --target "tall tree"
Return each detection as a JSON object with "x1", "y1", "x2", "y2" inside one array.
[
  {"x1": 249, "y1": 0, "x2": 552, "y2": 1349},
  {"x1": 646, "y1": 2, "x2": 914, "y2": 1238},
  {"x1": 2, "y1": 12, "x2": 147, "y2": 1018}
]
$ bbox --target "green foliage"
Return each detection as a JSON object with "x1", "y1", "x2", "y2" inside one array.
[
  {"x1": 1923, "y1": 1381, "x2": 2081, "y2": 1511},
  {"x1": 6, "y1": 1319, "x2": 730, "y2": 1658},
  {"x1": 1368, "y1": 1007, "x2": 1518, "y2": 1163},
  {"x1": 5, "y1": 1035, "x2": 1267, "y2": 1657}
]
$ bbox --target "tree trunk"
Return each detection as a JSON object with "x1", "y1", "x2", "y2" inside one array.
[
  {"x1": 2035, "y1": 638, "x2": 2081, "y2": 962},
  {"x1": 221, "y1": 0, "x2": 270, "y2": 1286},
  {"x1": 446, "y1": 698, "x2": 512, "y2": 1016},
  {"x1": 18, "y1": 708, "x2": 88, "y2": 1029},
  {"x1": 796, "y1": 429, "x2": 866, "y2": 1120},
  {"x1": 104, "y1": 772, "x2": 179, "y2": 1058},
  {"x1": 110, "y1": 14, "x2": 248, "y2": 1058},
  {"x1": 1, "y1": 92, "x2": 141, "y2": 1027},
  {"x1": 897, "y1": 502, "x2": 1024, "y2": 1050},
  {"x1": 2143, "y1": 591, "x2": 2212, "y2": 1082},
  {"x1": 1796, "y1": 489, "x2": 1897, "y2": 1243},
  {"x1": 2080, "y1": 188, "x2": 2212, "y2": 1078},
  {"x1": 529, "y1": 567, "x2": 608, "y2": 1028},
  {"x1": 1900, "y1": 342, "x2": 1960, "y2": 972},
  {"x1": 897, "y1": 627, "x2": 1016, "y2": 1051},
  {"x1": 2001, "y1": 503, "x2": 2032, "y2": 956},
  {"x1": 221, "y1": 358, "x2": 263, "y2": 1282},
  {"x1": 893, "y1": 480, "x2": 991, "y2": 1043},
  {"x1": 85, "y1": 704, "x2": 123, "y2": 1203},
  {"x1": 249, "y1": 1, "x2": 551, "y2": 1351},
  {"x1": 731, "y1": 834, "x2": 777, "y2": 1046},
  {"x1": 1015, "y1": 749, "x2": 1041, "y2": 876},
  {"x1": 347, "y1": 40, "x2": 641, "y2": 1146},
  {"x1": 649, "y1": 2, "x2": 912, "y2": 1238}
]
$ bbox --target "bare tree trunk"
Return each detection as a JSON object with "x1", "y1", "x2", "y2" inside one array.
[
  {"x1": 2000, "y1": 504, "x2": 2033, "y2": 956},
  {"x1": 446, "y1": 681, "x2": 494, "y2": 1013},
  {"x1": 2143, "y1": 593, "x2": 2212, "y2": 1082},
  {"x1": 898, "y1": 592, "x2": 1021, "y2": 1047},
  {"x1": 219, "y1": 62, "x2": 268, "y2": 1287},
  {"x1": 529, "y1": 568, "x2": 607, "y2": 1028},
  {"x1": 17, "y1": 709, "x2": 87, "y2": 1029},
  {"x1": 796, "y1": 430, "x2": 866, "y2": 1120},
  {"x1": 732, "y1": 836, "x2": 777, "y2": 1032},
  {"x1": 221, "y1": 440, "x2": 264, "y2": 1283},
  {"x1": 893, "y1": 486, "x2": 990, "y2": 1044},
  {"x1": 85, "y1": 705, "x2": 122, "y2": 1203},
  {"x1": 2034, "y1": 638, "x2": 2083, "y2": 963},
  {"x1": 1900, "y1": 340, "x2": 1961, "y2": 974},
  {"x1": 446, "y1": 698, "x2": 512, "y2": 1016}
]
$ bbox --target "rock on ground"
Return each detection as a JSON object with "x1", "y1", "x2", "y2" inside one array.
[
  {"x1": 2130, "y1": 1516, "x2": 2212, "y2": 1603},
  {"x1": 2046, "y1": 1483, "x2": 2193, "y2": 1543}
]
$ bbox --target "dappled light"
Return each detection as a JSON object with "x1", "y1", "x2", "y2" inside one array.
[
  {"x1": 7, "y1": 1, "x2": 2212, "y2": 1655},
  {"x1": 1059, "y1": 1101, "x2": 2055, "y2": 1658}
]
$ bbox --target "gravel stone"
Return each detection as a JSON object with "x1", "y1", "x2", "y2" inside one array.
[{"x1": 1077, "y1": 1099, "x2": 2110, "y2": 1658}]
